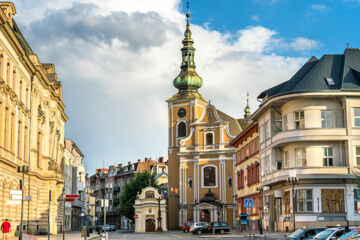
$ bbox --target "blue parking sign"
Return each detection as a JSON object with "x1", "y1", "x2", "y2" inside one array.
[{"x1": 244, "y1": 198, "x2": 253, "y2": 208}]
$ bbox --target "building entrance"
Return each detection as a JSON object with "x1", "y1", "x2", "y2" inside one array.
[{"x1": 145, "y1": 219, "x2": 155, "y2": 232}]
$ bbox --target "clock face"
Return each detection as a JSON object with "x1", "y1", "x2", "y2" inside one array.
[{"x1": 177, "y1": 108, "x2": 186, "y2": 118}]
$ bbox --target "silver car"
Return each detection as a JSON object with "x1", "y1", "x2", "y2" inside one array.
[{"x1": 312, "y1": 228, "x2": 346, "y2": 240}]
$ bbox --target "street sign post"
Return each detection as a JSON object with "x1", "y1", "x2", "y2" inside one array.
[{"x1": 244, "y1": 199, "x2": 253, "y2": 239}]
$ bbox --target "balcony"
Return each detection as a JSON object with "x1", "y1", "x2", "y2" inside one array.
[
  {"x1": 113, "y1": 186, "x2": 120, "y2": 192},
  {"x1": 113, "y1": 198, "x2": 120, "y2": 204},
  {"x1": 261, "y1": 167, "x2": 352, "y2": 186}
]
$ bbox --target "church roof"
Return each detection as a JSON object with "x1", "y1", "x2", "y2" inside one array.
[
  {"x1": 216, "y1": 110, "x2": 242, "y2": 136},
  {"x1": 258, "y1": 48, "x2": 360, "y2": 103}
]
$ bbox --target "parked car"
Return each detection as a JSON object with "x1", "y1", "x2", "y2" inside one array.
[
  {"x1": 109, "y1": 225, "x2": 116, "y2": 232},
  {"x1": 210, "y1": 222, "x2": 230, "y2": 234},
  {"x1": 182, "y1": 222, "x2": 192, "y2": 233},
  {"x1": 312, "y1": 228, "x2": 347, "y2": 240},
  {"x1": 339, "y1": 228, "x2": 360, "y2": 240},
  {"x1": 101, "y1": 225, "x2": 111, "y2": 232},
  {"x1": 190, "y1": 222, "x2": 210, "y2": 235},
  {"x1": 286, "y1": 228, "x2": 325, "y2": 240}
]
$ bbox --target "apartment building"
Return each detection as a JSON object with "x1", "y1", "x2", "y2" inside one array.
[{"x1": 252, "y1": 48, "x2": 360, "y2": 231}]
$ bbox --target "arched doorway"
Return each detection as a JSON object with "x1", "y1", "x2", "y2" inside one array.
[
  {"x1": 145, "y1": 219, "x2": 155, "y2": 232},
  {"x1": 200, "y1": 209, "x2": 210, "y2": 223}
]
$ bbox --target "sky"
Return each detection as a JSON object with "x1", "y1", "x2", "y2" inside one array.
[{"x1": 10, "y1": 0, "x2": 360, "y2": 174}]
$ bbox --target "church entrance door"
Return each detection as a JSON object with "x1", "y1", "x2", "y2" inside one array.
[
  {"x1": 200, "y1": 209, "x2": 210, "y2": 223},
  {"x1": 145, "y1": 219, "x2": 156, "y2": 232}
]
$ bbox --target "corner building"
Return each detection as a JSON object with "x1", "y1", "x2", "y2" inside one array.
[
  {"x1": 0, "y1": 2, "x2": 66, "y2": 235},
  {"x1": 166, "y1": 12, "x2": 244, "y2": 229},
  {"x1": 252, "y1": 48, "x2": 360, "y2": 231}
]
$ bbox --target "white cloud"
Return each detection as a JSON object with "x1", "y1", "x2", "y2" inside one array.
[
  {"x1": 287, "y1": 37, "x2": 321, "y2": 51},
  {"x1": 12, "y1": 0, "x2": 313, "y2": 173},
  {"x1": 310, "y1": 4, "x2": 330, "y2": 12},
  {"x1": 251, "y1": 15, "x2": 260, "y2": 22}
]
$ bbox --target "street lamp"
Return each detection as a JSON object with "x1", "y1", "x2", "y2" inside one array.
[
  {"x1": 156, "y1": 196, "x2": 163, "y2": 232},
  {"x1": 287, "y1": 176, "x2": 298, "y2": 231},
  {"x1": 18, "y1": 165, "x2": 29, "y2": 240}
]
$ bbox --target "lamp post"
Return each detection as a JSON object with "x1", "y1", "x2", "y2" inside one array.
[
  {"x1": 18, "y1": 165, "x2": 29, "y2": 240},
  {"x1": 156, "y1": 196, "x2": 163, "y2": 232},
  {"x1": 287, "y1": 177, "x2": 298, "y2": 231}
]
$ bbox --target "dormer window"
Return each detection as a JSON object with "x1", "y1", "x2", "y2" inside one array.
[{"x1": 325, "y1": 77, "x2": 335, "y2": 86}]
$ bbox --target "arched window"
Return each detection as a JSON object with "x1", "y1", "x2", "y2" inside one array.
[
  {"x1": 177, "y1": 121, "x2": 187, "y2": 138},
  {"x1": 202, "y1": 165, "x2": 217, "y2": 187},
  {"x1": 205, "y1": 132, "x2": 214, "y2": 145}
]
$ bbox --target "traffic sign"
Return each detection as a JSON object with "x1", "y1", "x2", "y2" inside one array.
[
  {"x1": 65, "y1": 198, "x2": 75, "y2": 202},
  {"x1": 134, "y1": 214, "x2": 138, "y2": 219},
  {"x1": 244, "y1": 198, "x2": 253, "y2": 208},
  {"x1": 65, "y1": 195, "x2": 79, "y2": 198}
]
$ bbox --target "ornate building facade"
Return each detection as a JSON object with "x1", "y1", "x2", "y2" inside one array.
[
  {"x1": 0, "y1": 2, "x2": 67, "y2": 235},
  {"x1": 166, "y1": 10, "x2": 246, "y2": 229}
]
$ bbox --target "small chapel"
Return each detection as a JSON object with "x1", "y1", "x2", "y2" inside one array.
[{"x1": 166, "y1": 3, "x2": 251, "y2": 229}]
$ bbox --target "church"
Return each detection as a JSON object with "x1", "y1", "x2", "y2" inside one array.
[{"x1": 166, "y1": 8, "x2": 251, "y2": 229}]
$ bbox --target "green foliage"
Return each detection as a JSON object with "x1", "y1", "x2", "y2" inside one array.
[{"x1": 118, "y1": 171, "x2": 159, "y2": 220}]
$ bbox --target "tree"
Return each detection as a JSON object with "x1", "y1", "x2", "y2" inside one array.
[{"x1": 118, "y1": 171, "x2": 159, "y2": 220}]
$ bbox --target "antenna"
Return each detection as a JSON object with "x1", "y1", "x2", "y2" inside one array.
[{"x1": 350, "y1": 24, "x2": 352, "y2": 48}]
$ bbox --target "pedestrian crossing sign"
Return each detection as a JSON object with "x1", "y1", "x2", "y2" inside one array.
[{"x1": 244, "y1": 198, "x2": 253, "y2": 208}]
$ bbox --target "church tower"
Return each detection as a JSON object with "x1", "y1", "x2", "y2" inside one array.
[{"x1": 166, "y1": 4, "x2": 245, "y2": 229}]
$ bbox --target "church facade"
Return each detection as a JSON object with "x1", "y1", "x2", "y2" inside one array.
[{"x1": 166, "y1": 10, "x2": 248, "y2": 229}]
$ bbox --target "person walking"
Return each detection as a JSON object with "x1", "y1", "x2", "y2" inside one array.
[{"x1": 1, "y1": 219, "x2": 11, "y2": 240}]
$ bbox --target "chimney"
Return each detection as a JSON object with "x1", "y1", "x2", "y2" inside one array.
[
  {"x1": 0, "y1": 2, "x2": 16, "y2": 28},
  {"x1": 159, "y1": 157, "x2": 164, "y2": 163},
  {"x1": 138, "y1": 159, "x2": 141, "y2": 163}
]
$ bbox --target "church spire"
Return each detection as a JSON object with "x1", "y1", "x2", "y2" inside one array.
[
  {"x1": 173, "y1": 0, "x2": 203, "y2": 94},
  {"x1": 244, "y1": 92, "x2": 251, "y2": 119}
]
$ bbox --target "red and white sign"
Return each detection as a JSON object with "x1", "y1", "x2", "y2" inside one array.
[
  {"x1": 134, "y1": 214, "x2": 138, "y2": 219},
  {"x1": 66, "y1": 195, "x2": 79, "y2": 198},
  {"x1": 64, "y1": 194, "x2": 79, "y2": 202}
]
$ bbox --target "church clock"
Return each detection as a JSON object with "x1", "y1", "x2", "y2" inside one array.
[{"x1": 177, "y1": 108, "x2": 186, "y2": 118}]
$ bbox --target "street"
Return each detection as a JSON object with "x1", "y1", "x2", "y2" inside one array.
[{"x1": 34, "y1": 231, "x2": 288, "y2": 240}]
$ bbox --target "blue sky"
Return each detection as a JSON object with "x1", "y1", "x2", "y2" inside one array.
[
  {"x1": 11, "y1": 0, "x2": 360, "y2": 174},
  {"x1": 184, "y1": 0, "x2": 360, "y2": 57}
]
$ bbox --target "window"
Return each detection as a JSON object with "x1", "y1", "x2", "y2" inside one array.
[
  {"x1": 253, "y1": 138, "x2": 258, "y2": 153},
  {"x1": 294, "y1": 111, "x2": 305, "y2": 129},
  {"x1": 295, "y1": 189, "x2": 313, "y2": 212},
  {"x1": 145, "y1": 191, "x2": 154, "y2": 198},
  {"x1": 205, "y1": 132, "x2": 213, "y2": 145},
  {"x1": 356, "y1": 147, "x2": 360, "y2": 166},
  {"x1": 283, "y1": 115, "x2": 288, "y2": 131},
  {"x1": 321, "y1": 189, "x2": 344, "y2": 213},
  {"x1": 264, "y1": 121, "x2": 270, "y2": 139},
  {"x1": 237, "y1": 170, "x2": 244, "y2": 189},
  {"x1": 177, "y1": 121, "x2": 187, "y2": 138},
  {"x1": 321, "y1": 110, "x2": 332, "y2": 128},
  {"x1": 323, "y1": 148, "x2": 333, "y2": 166},
  {"x1": 284, "y1": 191, "x2": 290, "y2": 214},
  {"x1": 202, "y1": 165, "x2": 216, "y2": 187},
  {"x1": 325, "y1": 77, "x2": 335, "y2": 86},
  {"x1": 295, "y1": 148, "x2": 306, "y2": 167},
  {"x1": 354, "y1": 188, "x2": 358, "y2": 212},
  {"x1": 354, "y1": 108, "x2": 360, "y2": 127},
  {"x1": 284, "y1": 151, "x2": 289, "y2": 168},
  {"x1": 260, "y1": 125, "x2": 265, "y2": 143}
]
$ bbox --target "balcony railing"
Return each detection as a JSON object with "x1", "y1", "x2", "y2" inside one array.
[{"x1": 113, "y1": 186, "x2": 120, "y2": 192}]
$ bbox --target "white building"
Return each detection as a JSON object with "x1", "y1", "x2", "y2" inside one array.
[{"x1": 252, "y1": 48, "x2": 360, "y2": 232}]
